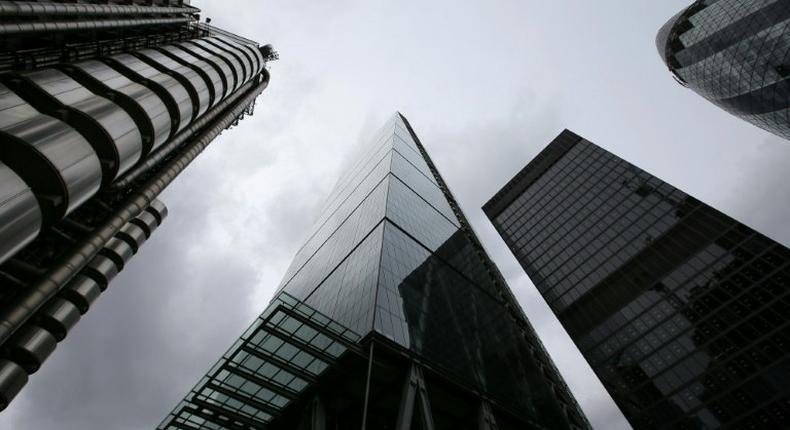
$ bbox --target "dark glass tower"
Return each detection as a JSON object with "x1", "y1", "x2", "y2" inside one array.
[
  {"x1": 484, "y1": 130, "x2": 790, "y2": 429},
  {"x1": 158, "y1": 114, "x2": 590, "y2": 430},
  {"x1": 0, "y1": 1, "x2": 274, "y2": 409},
  {"x1": 657, "y1": 0, "x2": 790, "y2": 141}
]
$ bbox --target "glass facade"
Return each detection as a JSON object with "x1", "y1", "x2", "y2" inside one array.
[
  {"x1": 657, "y1": 0, "x2": 790, "y2": 140},
  {"x1": 484, "y1": 129, "x2": 790, "y2": 429},
  {"x1": 160, "y1": 114, "x2": 590, "y2": 429}
]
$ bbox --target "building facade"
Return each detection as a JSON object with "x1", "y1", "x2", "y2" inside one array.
[
  {"x1": 657, "y1": 0, "x2": 790, "y2": 141},
  {"x1": 0, "y1": 0, "x2": 274, "y2": 409},
  {"x1": 484, "y1": 130, "x2": 790, "y2": 429},
  {"x1": 158, "y1": 114, "x2": 590, "y2": 430}
]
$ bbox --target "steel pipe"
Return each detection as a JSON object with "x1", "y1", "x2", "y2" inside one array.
[
  {"x1": 117, "y1": 223, "x2": 148, "y2": 253},
  {"x1": 100, "y1": 237, "x2": 135, "y2": 270},
  {"x1": 0, "y1": 2, "x2": 199, "y2": 17},
  {"x1": 110, "y1": 79, "x2": 256, "y2": 190},
  {"x1": 7, "y1": 326, "x2": 56, "y2": 374},
  {"x1": 0, "y1": 77, "x2": 268, "y2": 347},
  {"x1": 0, "y1": 360, "x2": 27, "y2": 410},
  {"x1": 36, "y1": 298, "x2": 80, "y2": 342},
  {"x1": 84, "y1": 255, "x2": 120, "y2": 290},
  {"x1": 132, "y1": 211, "x2": 160, "y2": 237},
  {"x1": 0, "y1": 17, "x2": 192, "y2": 35},
  {"x1": 147, "y1": 199, "x2": 169, "y2": 224},
  {"x1": 59, "y1": 275, "x2": 102, "y2": 315}
]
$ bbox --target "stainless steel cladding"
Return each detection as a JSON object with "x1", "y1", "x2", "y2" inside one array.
[
  {"x1": 175, "y1": 42, "x2": 237, "y2": 94},
  {"x1": 0, "y1": 2, "x2": 198, "y2": 17},
  {"x1": 36, "y1": 298, "x2": 81, "y2": 342},
  {"x1": 0, "y1": 163, "x2": 41, "y2": 265},
  {"x1": 60, "y1": 275, "x2": 102, "y2": 315},
  {"x1": 65, "y1": 60, "x2": 173, "y2": 152},
  {"x1": 135, "y1": 49, "x2": 210, "y2": 118},
  {"x1": 132, "y1": 211, "x2": 160, "y2": 237},
  {"x1": 0, "y1": 17, "x2": 192, "y2": 36},
  {"x1": 0, "y1": 83, "x2": 102, "y2": 221},
  {"x1": 212, "y1": 37, "x2": 263, "y2": 77},
  {"x1": 203, "y1": 38, "x2": 250, "y2": 83},
  {"x1": 105, "y1": 53, "x2": 193, "y2": 134},
  {"x1": 20, "y1": 69, "x2": 144, "y2": 181},
  {"x1": 100, "y1": 237, "x2": 135, "y2": 270},
  {"x1": 159, "y1": 45, "x2": 226, "y2": 103},
  {"x1": 0, "y1": 34, "x2": 264, "y2": 267},
  {"x1": 83, "y1": 255, "x2": 120, "y2": 290},
  {"x1": 117, "y1": 223, "x2": 148, "y2": 253},
  {"x1": 0, "y1": 360, "x2": 27, "y2": 410},
  {"x1": 186, "y1": 39, "x2": 245, "y2": 90},
  {"x1": 147, "y1": 199, "x2": 169, "y2": 223},
  {"x1": 6, "y1": 326, "x2": 56, "y2": 374}
]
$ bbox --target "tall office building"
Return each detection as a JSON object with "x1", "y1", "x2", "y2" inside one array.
[
  {"x1": 0, "y1": 1, "x2": 274, "y2": 409},
  {"x1": 657, "y1": 0, "x2": 790, "y2": 141},
  {"x1": 484, "y1": 130, "x2": 790, "y2": 429},
  {"x1": 158, "y1": 114, "x2": 590, "y2": 430}
]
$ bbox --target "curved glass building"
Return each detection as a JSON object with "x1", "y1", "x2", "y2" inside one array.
[{"x1": 657, "y1": 0, "x2": 790, "y2": 140}]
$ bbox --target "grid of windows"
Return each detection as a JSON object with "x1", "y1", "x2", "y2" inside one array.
[
  {"x1": 485, "y1": 130, "x2": 790, "y2": 429},
  {"x1": 157, "y1": 293, "x2": 360, "y2": 429},
  {"x1": 657, "y1": 0, "x2": 790, "y2": 140},
  {"x1": 161, "y1": 115, "x2": 590, "y2": 429}
]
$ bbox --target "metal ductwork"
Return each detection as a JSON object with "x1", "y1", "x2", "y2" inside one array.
[
  {"x1": 59, "y1": 276, "x2": 102, "y2": 315},
  {"x1": 0, "y1": 1, "x2": 200, "y2": 17},
  {"x1": 0, "y1": 360, "x2": 27, "y2": 410},
  {"x1": 0, "y1": 36, "x2": 266, "y2": 268},
  {"x1": 0, "y1": 15, "x2": 271, "y2": 411},
  {"x1": 35, "y1": 298, "x2": 80, "y2": 342},
  {"x1": 0, "y1": 163, "x2": 41, "y2": 264},
  {"x1": 0, "y1": 199, "x2": 169, "y2": 409},
  {"x1": 0, "y1": 17, "x2": 194, "y2": 36},
  {"x1": 6, "y1": 326, "x2": 56, "y2": 374}
]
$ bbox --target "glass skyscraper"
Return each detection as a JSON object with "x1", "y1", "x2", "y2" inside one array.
[
  {"x1": 158, "y1": 114, "x2": 590, "y2": 430},
  {"x1": 484, "y1": 130, "x2": 790, "y2": 429},
  {"x1": 0, "y1": 1, "x2": 274, "y2": 410},
  {"x1": 657, "y1": 0, "x2": 790, "y2": 141}
]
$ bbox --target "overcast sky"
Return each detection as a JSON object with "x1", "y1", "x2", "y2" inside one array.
[{"x1": 3, "y1": 1, "x2": 790, "y2": 429}]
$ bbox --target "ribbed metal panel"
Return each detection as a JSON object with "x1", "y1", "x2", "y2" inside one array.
[
  {"x1": 36, "y1": 298, "x2": 80, "y2": 342},
  {"x1": 65, "y1": 59, "x2": 172, "y2": 151},
  {"x1": 117, "y1": 223, "x2": 148, "y2": 253},
  {"x1": 21, "y1": 68, "x2": 144, "y2": 181},
  {"x1": 131, "y1": 211, "x2": 160, "y2": 237},
  {"x1": 189, "y1": 39, "x2": 247, "y2": 87},
  {"x1": 213, "y1": 37, "x2": 263, "y2": 77},
  {"x1": 175, "y1": 41, "x2": 236, "y2": 95},
  {"x1": 0, "y1": 82, "x2": 102, "y2": 221},
  {"x1": 159, "y1": 45, "x2": 225, "y2": 103},
  {"x1": 0, "y1": 17, "x2": 192, "y2": 35},
  {"x1": 59, "y1": 275, "x2": 102, "y2": 315},
  {"x1": 147, "y1": 199, "x2": 169, "y2": 224},
  {"x1": 0, "y1": 162, "x2": 41, "y2": 266},
  {"x1": 100, "y1": 237, "x2": 135, "y2": 270},
  {"x1": 204, "y1": 38, "x2": 251, "y2": 83},
  {"x1": 0, "y1": 360, "x2": 27, "y2": 410},
  {"x1": 0, "y1": 2, "x2": 199, "y2": 17},
  {"x1": 105, "y1": 53, "x2": 193, "y2": 134},
  {"x1": 83, "y1": 254, "x2": 120, "y2": 290},
  {"x1": 135, "y1": 49, "x2": 210, "y2": 119},
  {"x1": 7, "y1": 326, "x2": 56, "y2": 374},
  {"x1": 183, "y1": 39, "x2": 242, "y2": 93}
]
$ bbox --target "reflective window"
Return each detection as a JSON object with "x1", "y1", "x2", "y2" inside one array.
[{"x1": 487, "y1": 132, "x2": 790, "y2": 429}]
